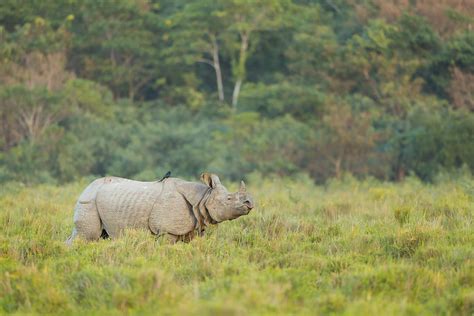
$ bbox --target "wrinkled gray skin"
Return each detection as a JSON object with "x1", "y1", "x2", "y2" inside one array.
[{"x1": 66, "y1": 173, "x2": 254, "y2": 244}]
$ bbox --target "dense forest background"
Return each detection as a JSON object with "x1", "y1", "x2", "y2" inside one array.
[{"x1": 0, "y1": 0, "x2": 473, "y2": 185}]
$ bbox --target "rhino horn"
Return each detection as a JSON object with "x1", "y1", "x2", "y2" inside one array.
[{"x1": 239, "y1": 180, "x2": 246, "y2": 193}]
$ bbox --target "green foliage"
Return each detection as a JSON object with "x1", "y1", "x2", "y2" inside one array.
[
  {"x1": 397, "y1": 106, "x2": 474, "y2": 180},
  {"x1": 393, "y1": 205, "x2": 411, "y2": 226},
  {"x1": 394, "y1": 14, "x2": 440, "y2": 57},
  {"x1": 239, "y1": 82, "x2": 325, "y2": 120},
  {"x1": 63, "y1": 79, "x2": 114, "y2": 117},
  {"x1": 70, "y1": 0, "x2": 164, "y2": 100},
  {"x1": 424, "y1": 31, "x2": 474, "y2": 97},
  {"x1": 212, "y1": 113, "x2": 312, "y2": 179},
  {"x1": 0, "y1": 177, "x2": 473, "y2": 314},
  {"x1": 0, "y1": 0, "x2": 473, "y2": 184}
]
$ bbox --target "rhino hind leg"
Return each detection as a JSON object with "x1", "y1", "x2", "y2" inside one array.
[
  {"x1": 72, "y1": 201, "x2": 103, "y2": 241},
  {"x1": 67, "y1": 177, "x2": 114, "y2": 243}
]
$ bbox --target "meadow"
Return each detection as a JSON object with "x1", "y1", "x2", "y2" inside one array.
[{"x1": 0, "y1": 174, "x2": 473, "y2": 315}]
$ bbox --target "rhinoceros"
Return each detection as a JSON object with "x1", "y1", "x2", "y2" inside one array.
[{"x1": 66, "y1": 173, "x2": 254, "y2": 243}]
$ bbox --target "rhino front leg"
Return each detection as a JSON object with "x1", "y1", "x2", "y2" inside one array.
[
  {"x1": 165, "y1": 233, "x2": 180, "y2": 244},
  {"x1": 166, "y1": 231, "x2": 196, "y2": 243}
]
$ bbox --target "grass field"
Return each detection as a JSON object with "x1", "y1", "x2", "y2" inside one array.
[{"x1": 1, "y1": 175, "x2": 473, "y2": 315}]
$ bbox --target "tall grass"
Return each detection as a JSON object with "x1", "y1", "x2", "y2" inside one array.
[{"x1": 1, "y1": 175, "x2": 473, "y2": 315}]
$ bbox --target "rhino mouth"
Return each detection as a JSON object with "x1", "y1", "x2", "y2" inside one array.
[
  {"x1": 243, "y1": 201, "x2": 254, "y2": 211},
  {"x1": 242, "y1": 205, "x2": 253, "y2": 214}
]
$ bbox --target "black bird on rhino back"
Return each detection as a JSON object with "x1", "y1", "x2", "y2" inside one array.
[
  {"x1": 158, "y1": 171, "x2": 171, "y2": 182},
  {"x1": 66, "y1": 173, "x2": 254, "y2": 243}
]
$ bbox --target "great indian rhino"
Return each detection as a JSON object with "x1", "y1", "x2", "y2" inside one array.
[{"x1": 66, "y1": 173, "x2": 254, "y2": 243}]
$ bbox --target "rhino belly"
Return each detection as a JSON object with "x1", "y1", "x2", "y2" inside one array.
[{"x1": 96, "y1": 181, "x2": 160, "y2": 237}]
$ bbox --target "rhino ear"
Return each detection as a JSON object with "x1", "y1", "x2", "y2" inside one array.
[{"x1": 200, "y1": 173, "x2": 221, "y2": 188}]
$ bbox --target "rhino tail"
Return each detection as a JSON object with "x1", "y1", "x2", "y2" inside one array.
[{"x1": 65, "y1": 228, "x2": 78, "y2": 246}]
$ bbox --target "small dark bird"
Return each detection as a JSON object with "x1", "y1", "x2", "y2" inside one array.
[{"x1": 158, "y1": 171, "x2": 171, "y2": 182}]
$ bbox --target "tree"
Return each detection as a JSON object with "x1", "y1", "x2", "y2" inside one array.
[
  {"x1": 166, "y1": 0, "x2": 228, "y2": 102},
  {"x1": 310, "y1": 100, "x2": 380, "y2": 179},
  {"x1": 71, "y1": 0, "x2": 161, "y2": 100},
  {"x1": 0, "y1": 17, "x2": 74, "y2": 148},
  {"x1": 166, "y1": 0, "x2": 290, "y2": 108},
  {"x1": 222, "y1": 0, "x2": 290, "y2": 108},
  {"x1": 448, "y1": 67, "x2": 474, "y2": 111},
  {"x1": 424, "y1": 31, "x2": 474, "y2": 99}
]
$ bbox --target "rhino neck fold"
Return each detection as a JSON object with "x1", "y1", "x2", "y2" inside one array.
[
  {"x1": 202, "y1": 188, "x2": 219, "y2": 225},
  {"x1": 192, "y1": 187, "x2": 218, "y2": 233}
]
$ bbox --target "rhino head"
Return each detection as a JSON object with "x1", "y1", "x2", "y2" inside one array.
[{"x1": 200, "y1": 173, "x2": 255, "y2": 223}]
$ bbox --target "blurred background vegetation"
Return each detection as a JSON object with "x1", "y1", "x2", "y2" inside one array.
[{"x1": 0, "y1": 0, "x2": 473, "y2": 185}]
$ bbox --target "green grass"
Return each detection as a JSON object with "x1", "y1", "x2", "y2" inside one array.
[{"x1": 1, "y1": 175, "x2": 473, "y2": 315}]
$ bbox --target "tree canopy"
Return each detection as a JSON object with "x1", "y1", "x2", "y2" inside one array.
[{"x1": 0, "y1": 0, "x2": 473, "y2": 184}]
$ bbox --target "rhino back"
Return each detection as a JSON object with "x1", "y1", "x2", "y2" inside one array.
[
  {"x1": 96, "y1": 180, "x2": 162, "y2": 237},
  {"x1": 77, "y1": 176, "x2": 128, "y2": 203}
]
